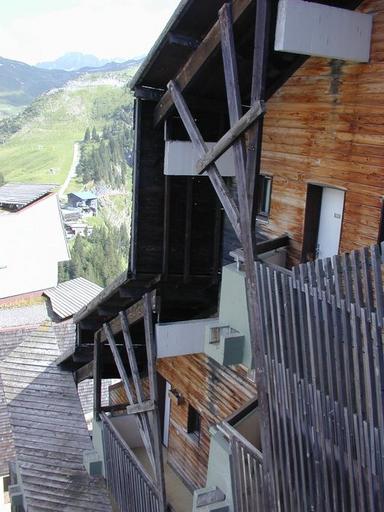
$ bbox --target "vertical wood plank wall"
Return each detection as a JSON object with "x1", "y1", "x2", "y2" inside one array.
[
  {"x1": 157, "y1": 355, "x2": 256, "y2": 489},
  {"x1": 261, "y1": 0, "x2": 384, "y2": 264},
  {"x1": 108, "y1": 357, "x2": 256, "y2": 489}
]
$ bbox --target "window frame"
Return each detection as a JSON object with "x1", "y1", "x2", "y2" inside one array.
[
  {"x1": 256, "y1": 174, "x2": 273, "y2": 220},
  {"x1": 187, "y1": 404, "x2": 201, "y2": 442}
]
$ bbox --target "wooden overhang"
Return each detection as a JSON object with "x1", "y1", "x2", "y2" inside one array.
[
  {"x1": 73, "y1": 271, "x2": 159, "y2": 333},
  {"x1": 131, "y1": 0, "x2": 362, "y2": 124},
  {"x1": 72, "y1": 0, "x2": 363, "y2": 362}
]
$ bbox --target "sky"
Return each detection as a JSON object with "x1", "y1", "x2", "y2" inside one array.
[{"x1": 0, "y1": 0, "x2": 180, "y2": 65}]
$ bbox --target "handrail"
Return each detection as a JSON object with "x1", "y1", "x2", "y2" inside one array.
[
  {"x1": 218, "y1": 421, "x2": 263, "y2": 462},
  {"x1": 225, "y1": 397, "x2": 258, "y2": 427},
  {"x1": 100, "y1": 412, "x2": 160, "y2": 497}
]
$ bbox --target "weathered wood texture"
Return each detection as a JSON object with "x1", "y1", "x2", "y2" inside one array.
[
  {"x1": 256, "y1": 244, "x2": 384, "y2": 511},
  {"x1": 157, "y1": 354, "x2": 256, "y2": 489},
  {"x1": 109, "y1": 377, "x2": 150, "y2": 405},
  {"x1": 0, "y1": 322, "x2": 112, "y2": 511},
  {"x1": 260, "y1": 0, "x2": 384, "y2": 265},
  {"x1": 132, "y1": 99, "x2": 222, "y2": 279},
  {"x1": 101, "y1": 412, "x2": 161, "y2": 512},
  {"x1": 219, "y1": 422, "x2": 264, "y2": 512}
]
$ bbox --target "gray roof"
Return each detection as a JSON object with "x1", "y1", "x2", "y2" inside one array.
[
  {"x1": 0, "y1": 328, "x2": 35, "y2": 476},
  {"x1": 44, "y1": 278, "x2": 103, "y2": 319},
  {"x1": 0, "y1": 321, "x2": 112, "y2": 511},
  {"x1": 0, "y1": 183, "x2": 55, "y2": 210}
]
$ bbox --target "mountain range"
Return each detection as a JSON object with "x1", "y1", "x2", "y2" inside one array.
[
  {"x1": 0, "y1": 54, "x2": 143, "y2": 119},
  {"x1": 36, "y1": 52, "x2": 129, "y2": 71}
]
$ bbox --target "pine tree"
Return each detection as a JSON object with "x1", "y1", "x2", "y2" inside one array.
[
  {"x1": 0, "y1": 172, "x2": 5, "y2": 186},
  {"x1": 83, "y1": 127, "x2": 91, "y2": 143},
  {"x1": 92, "y1": 127, "x2": 100, "y2": 142}
]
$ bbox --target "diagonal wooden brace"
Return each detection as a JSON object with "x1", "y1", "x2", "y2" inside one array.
[{"x1": 167, "y1": 79, "x2": 241, "y2": 241}]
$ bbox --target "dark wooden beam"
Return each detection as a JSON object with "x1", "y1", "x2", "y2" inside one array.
[
  {"x1": 100, "y1": 400, "x2": 155, "y2": 415},
  {"x1": 93, "y1": 332, "x2": 102, "y2": 420},
  {"x1": 153, "y1": 0, "x2": 253, "y2": 125},
  {"x1": 378, "y1": 199, "x2": 384, "y2": 244},
  {"x1": 247, "y1": 0, "x2": 271, "y2": 234},
  {"x1": 219, "y1": 3, "x2": 274, "y2": 508},
  {"x1": 183, "y1": 179, "x2": 193, "y2": 282},
  {"x1": 211, "y1": 198, "x2": 222, "y2": 284},
  {"x1": 143, "y1": 293, "x2": 167, "y2": 508},
  {"x1": 168, "y1": 80, "x2": 241, "y2": 241},
  {"x1": 162, "y1": 176, "x2": 171, "y2": 277},
  {"x1": 195, "y1": 100, "x2": 265, "y2": 175},
  {"x1": 134, "y1": 86, "x2": 164, "y2": 102},
  {"x1": 103, "y1": 321, "x2": 156, "y2": 471},
  {"x1": 167, "y1": 32, "x2": 200, "y2": 49},
  {"x1": 256, "y1": 234, "x2": 290, "y2": 255},
  {"x1": 75, "y1": 361, "x2": 93, "y2": 384}
]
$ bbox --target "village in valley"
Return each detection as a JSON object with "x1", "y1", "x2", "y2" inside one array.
[{"x1": 1, "y1": 1, "x2": 384, "y2": 512}]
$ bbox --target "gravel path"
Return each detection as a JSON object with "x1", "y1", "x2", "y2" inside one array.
[
  {"x1": 0, "y1": 303, "x2": 49, "y2": 329},
  {"x1": 59, "y1": 142, "x2": 80, "y2": 198}
]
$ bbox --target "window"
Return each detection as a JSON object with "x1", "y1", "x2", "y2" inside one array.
[
  {"x1": 257, "y1": 175, "x2": 272, "y2": 218},
  {"x1": 378, "y1": 199, "x2": 384, "y2": 244},
  {"x1": 187, "y1": 405, "x2": 201, "y2": 440}
]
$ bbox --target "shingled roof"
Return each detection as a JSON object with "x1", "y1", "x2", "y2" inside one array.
[
  {"x1": 0, "y1": 328, "x2": 35, "y2": 477},
  {"x1": 44, "y1": 278, "x2": 103, "y2": 320},
  {"x1": 0, "y1": 322, "x2": 112, "y2": 511},
  {"x1": 0, "y1": 183, "x2": 55, "y2": 211}
]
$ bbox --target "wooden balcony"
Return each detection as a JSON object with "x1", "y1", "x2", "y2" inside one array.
[
  {"x1": 219, "y1": 422, "x2": 264, "y2": 512},
  {"x1": 101, "y1": 412, "x2": 192, "y2": 512}
]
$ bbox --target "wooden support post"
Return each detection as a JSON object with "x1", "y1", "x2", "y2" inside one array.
[
  {"x1": 195, "y1": 100, "x2": 265, "y2": 174},
  {"x1": 247, "y1": 0, "x2": 270, "y2": 236},
  {"x1": 93, "y1": 331, "x2": 102, "y2": 421},
  {"x1": 184, "y1": 179, "x2": 193, "y2": 282},
  {"x1": 103, "y1": 321, "x2": 156, "y2": 472},
  {"x1": 162, "y1": 176, "x2": 171, "y2": 277},
  {"x1": 219, "y1": 3, "x2": 275, "y2": 509},
  {"x1": 153, "y1": 0, "x2": 253, "y2": 125},
  {"x1": 143, "y1": 292, "x2": 167, "y2": 511},
  {"x1": 168, "y1": 80, "x2": 241, "y2": 241}
]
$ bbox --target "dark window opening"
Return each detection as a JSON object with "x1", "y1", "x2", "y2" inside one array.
[
  {"x1": 257, "y1": 175, "x2": 272, "y2": 219},
  {"x1": 301, "y1": 184, "x2": 323, "y2": 262},
  {"x1": 378, "y1": 199, "x2": 384, "y2": 244},
  {"x1": 187, "y1": 405, "x2": 201, "y2": 440}
]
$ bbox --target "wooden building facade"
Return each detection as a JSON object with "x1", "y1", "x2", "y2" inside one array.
[{"x1": 68, "y1": 0, "x2": 384, "y2": 511}]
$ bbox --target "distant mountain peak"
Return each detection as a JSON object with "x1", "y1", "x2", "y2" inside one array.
[{"x1": 36, "y1": 52, "x2": 128, "y2": 72}]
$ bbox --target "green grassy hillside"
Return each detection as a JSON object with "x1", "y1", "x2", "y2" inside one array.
[{"x1": 0, "y1": 68, "x2": 135, "y2": 186}]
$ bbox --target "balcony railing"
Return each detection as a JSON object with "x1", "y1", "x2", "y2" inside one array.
[
  {"x1": 219, "y1": 422, "x2": 264, "y2": 512},
  {"x1": 101, "y1": 412, "x2": 162, "y2": 512}
]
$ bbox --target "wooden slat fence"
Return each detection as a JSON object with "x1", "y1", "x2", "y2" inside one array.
[
  {"x1": 101, "y1": 412, "x2": 161, "y2": 512},
  {"x1": 255, "y1": 248, "x2": 384, "y2": 512},
  {"x1": 219, "y1": 422, "x2": 264, "y2": 512},
  {"x1": 293, "y1": 243, "x2": 384, "y2": 326}
]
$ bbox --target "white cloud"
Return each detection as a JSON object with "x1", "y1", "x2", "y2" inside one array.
[{"x1": 0, "y1": 0, "x2": 180, "y2": 64}]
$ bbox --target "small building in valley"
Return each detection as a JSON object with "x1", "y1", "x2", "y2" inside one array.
[
  {"x1": 67, "y1": 191, "x2": 98, "y2": 212},
  {"x1": 0, "y1": 183, "x2": 70, "y2": 299}
]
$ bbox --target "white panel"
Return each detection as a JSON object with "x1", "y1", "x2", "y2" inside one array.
[
  {"x1": 317, "y1": 187, "x2": 345, "y2": 259},
  {"x1": 275, "y1": 0, "x2": 373, "y2": 63},
  {"x1": 164, "y1": 140, "x2": 236, "y2": 176},
  {"x1": 0, "y1": 193, "x2": 70, "y2": 298},
  {"x1": 163, "y1": 382, "x2": 171, "y2": 447},
  {"x1": 155, "y1": 318, "x2": 217, "y2": 358}
]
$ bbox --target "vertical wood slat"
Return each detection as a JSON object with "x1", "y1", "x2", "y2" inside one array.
[
  {"x1": 167, "y1": 80, "x2": 241, "y2": 240},
  {"x1": 218, "y1": 4, "x2": 274, "y2": 509},
  {"x1": 143, "y1": 292, "x2": 167, "y2": 512},
  {"x1": 162, "y1": 176, "x2": 171, "y2": 277},
  {"x1": 93, "y1": 330, "x2": 102, "y2": 420},
  {"x1": 183, "y1": 178, "x2": 193, "y2": 282},
  {"x1": 103, "y1": 321, "x2": 157, "y2": 472},
  {"x1": 255, "y1": 248, "x2": 384, "y2": 512},
  {"x1": 101, "y1": 413, "x2": 161, "y2": 512}
]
